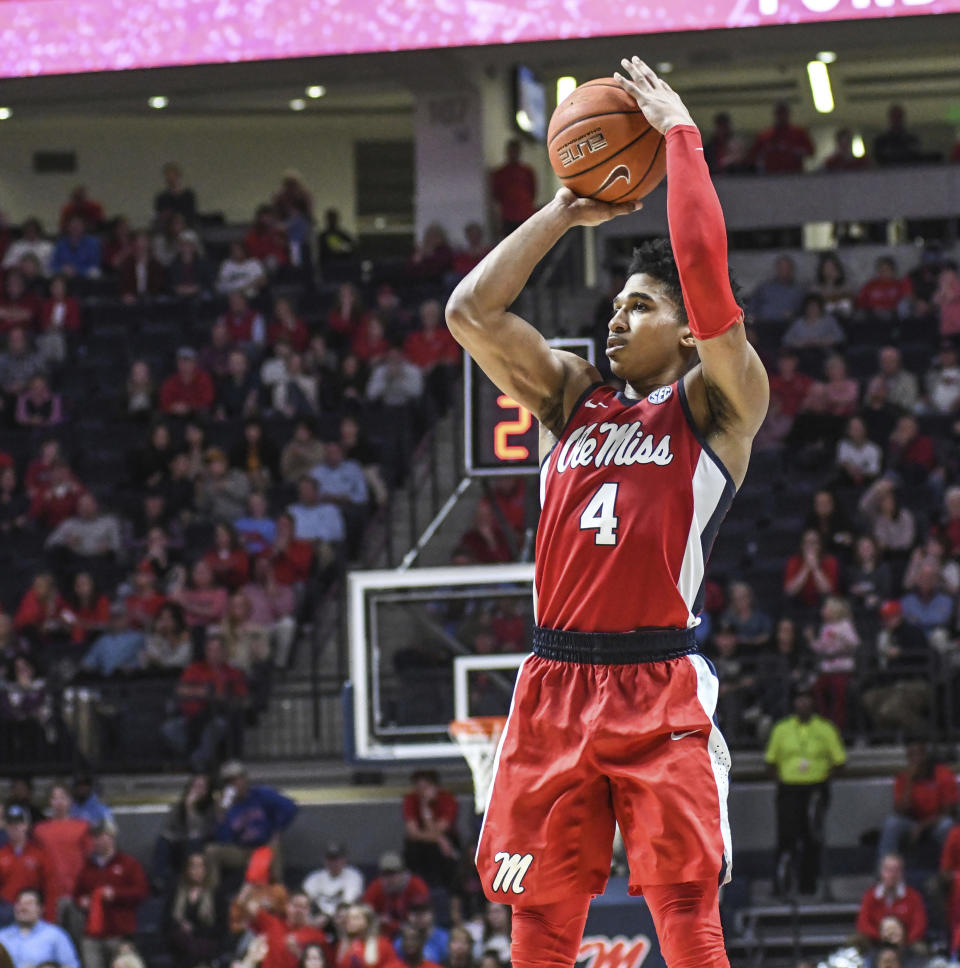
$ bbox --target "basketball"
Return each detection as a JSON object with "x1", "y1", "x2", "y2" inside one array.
[{"x1": 547, "y1": 77, "x2": 666, "y2": 203}]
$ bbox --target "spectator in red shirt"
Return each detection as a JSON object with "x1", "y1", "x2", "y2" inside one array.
[
  {"x1": 748, "y1": 101, "x2": 814, "y2": 174},
  {"x1": 855, "y1": 854, "x2": 927, "y2": 949},
  {"x1": 363, "y1": 853, "x2": 430, "y2": 939},
  {"x1": 0, "y1": 269, "x2": 40, "y2": 332},
  {"x1": 28, "y1": 461, "x2": 84, "y2": 529},
  {"x1": 823, "y1": 128, "x2": 870, "y2": 171},
  {"x1": 455, "y1": 500, "x2": 513, "y2": 565},
  {"x1": 451, "y1": 222, "x2": 490, "y2": 279},
  {"x1": 165, "y1": 633, "x2": 248, "y2": 772},
  {"x1": 67, "y1": 572, "x2": 110, "y2": 646},
  {"x1": 244, "y1": 205, "x2": 289, "y2": 275},
  {"x1": 490, "y1": 139, "x2": 537, "y2": 235},
  {"x1": 404, "y1": 298, "x2": 460, "y2": 412},
  {"x1": 263, "y1": 513, "x2": 314, "y2": 587},
  {"x1": 887, "y1": 415, "x2": 936, "y2": 485},
  {"x1": 783, "y1": 530, "x2": 840, "y2": 610},
  {"x1": 267, "y1": 296, "x2": 310, "y2": 353},
  {"x1": 878, "y1": 741, "x2": 957, "y2": 861},
  {"x1": 241, "y1": 888, "x2": 332, "y2": 968},
  {"x1": 71, "y1": 818, "x2": 148, "y2": 968},
  {"x1": 352, "y1": 315, "x2": 390, "y2": 365},
  {"x1": 768, "y1": 350, "x2": 814, "y2": 418},
  {"x1": 941, "y1": 823, "x2": 960, "y2": 957},
  {"x1": 327, "y1": 283, "x2": 369, "y2": 347},
  {"x1": 220, "y1": 291, "x2": 265, "y2": 347},
  {"x1": 117, "y1": 231, "x2": 166, "y2": 304},
  {"x1": 203, "y1": 522, "x2": 251, "y2": 591},
  {"x1": 58, "y1": 185, "x2": 105, "y2": 233},
  {"x1": 857, "y1": 257, "x2": 914, "y2": 318},
  {"x1": 338, "y1": 903, "x2": 400, "y2": 968},
  {"x1": 160, "y1": 348, "x2": 215, "y2": 417},
  {"x1": 34, "y1": 783, "x2": 91, "y2": 922},
  {"x1": 0, "y1": 804, "x2": 52, "y2": 925},
  {"x1": 38, "y1": 275, "x2": 81, "y2": 365},
  {"x1": 402, "y1": 769, "x2": 460, "y2": 892},
  {"x1": 14, "y1": 572, "x2": 72, "y2": 644},
  {"x1": 25, "y1": 439, "x2": 65, "y2": 499}
]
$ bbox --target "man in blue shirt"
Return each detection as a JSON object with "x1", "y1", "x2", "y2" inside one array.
[
  {"x1": 287, "y1": 476, "x2": 345, "y2": 544},
  {"x1": 80, "y1": 606, "x2": 145, "y2": 677},
  {"x1": 51, "y1": 216, "x2": 102, "y2": 278},
  {"x1": 0, "y1": 888, "x2": 79, "y2": 968},
  {"x1": 748, "y1": 254, "x2": 806, "y2": 324},
  {"x1": 206, "y1": 761, "x2": 298, "y2": 884},
  {"x1": 69, "y1": 774, "x2": 113, "y2": 825}
]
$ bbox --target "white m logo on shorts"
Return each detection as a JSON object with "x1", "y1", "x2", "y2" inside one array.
[{"x1": 492, "y1": 851, "x2": 534, "y2": 894}]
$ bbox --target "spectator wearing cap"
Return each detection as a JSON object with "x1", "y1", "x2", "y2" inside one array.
[
  {"x1": 195, "y1": 448, "x2": 251, "y2": 521},
  {"x1": 0, "y1": 805, "x2": 52, "y2": 926},
  {"x1": 362, "y1": 853, "x2": 430, "y2": 939},
  {"x1": 206, "y1": 761, "x2": 297, "y2": 886},
  {"x1": 3, "y1": 780, "x2": 42, "y2": 827},
  {"x1": 69, "y1": 776, "x2": 113, "y2": 827},
  {"x1": 33, "y1": 783, "x2": 91, "y2": 922},
  {"x1": 159, "y1": 348, "x2": 215, "y2": 417},
  {"x1": 70, "y1": 819, "x2": 148, "y2": 968},
  {"x1": 0, "y1": 888, "x2": 79, "y2": 968},
  {"x1": 765, "y1": 687, "x2": 846, "y2": 896},
  {"x1": 877, "y1": 741, "x2": 957, "y2": 862},
  {"x1": 303, "y1": 844, "x2": 364, "y2": 922},
  {"x1": 79, "y1": 605, "x2": 145, "y2": 678},
  {"x1": 402, "y1": 768, "x2": 461, "y2": 893}
]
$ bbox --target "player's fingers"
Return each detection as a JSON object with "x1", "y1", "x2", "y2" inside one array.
[
  {"x1": 613, "y1": 72, "x2": 644, "y2": 101},
  {"x1": 631, "y1": 56, "x2": 659, "y2": 84},
  {"x1": 619, "y1": 58, "x2": 650, "y2": 88}
]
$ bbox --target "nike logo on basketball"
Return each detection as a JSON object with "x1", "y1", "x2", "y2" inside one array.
[
  {"x1": 670, "y1": 730, "x2": 701, "y2": 741},
  {"x1": 595, "y1": 164, "x2": 631, "y2": 195},
  {"x1": 584, "y1": 400, "x2": 608, "y2": 409},
  {"x1": 492, "y1": 851, "x2": 534, "y2": 894}
]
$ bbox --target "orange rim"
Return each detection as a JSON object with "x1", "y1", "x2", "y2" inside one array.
[{"x1": 449, "y1": 716, "x2": 507, "y2": 739}]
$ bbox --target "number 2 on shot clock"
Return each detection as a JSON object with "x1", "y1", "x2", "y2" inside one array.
[{"x1": 493, "y1": 395, "x2": 533, "y2": 461}]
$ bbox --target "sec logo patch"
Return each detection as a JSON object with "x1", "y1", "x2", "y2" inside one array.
[{"x1": 648, "y1": 386, "x2": 673, "y2": 405}]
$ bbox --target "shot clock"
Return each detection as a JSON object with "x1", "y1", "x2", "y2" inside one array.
[{"x1": 463, "y1": 338, "x2": 596, "y2": 476}]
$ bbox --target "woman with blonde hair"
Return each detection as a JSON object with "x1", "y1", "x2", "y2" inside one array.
[{"x1": 336, "y1": 904, "x2": 395, "y2": 968}]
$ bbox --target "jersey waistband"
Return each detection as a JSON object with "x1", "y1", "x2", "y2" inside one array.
[{"x1": 532, "y1": 625, "x2": 698, "y2": 665}]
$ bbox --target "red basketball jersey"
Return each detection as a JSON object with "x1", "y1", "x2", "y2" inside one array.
[{"x1": 535, "y1": 379, "x2": 735, "y2": 633}]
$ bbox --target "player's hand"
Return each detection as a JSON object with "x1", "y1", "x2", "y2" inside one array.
[
  {"x1": 614, "y1": 57, "x2": 695, "y2": 136},
  {"x1": 553, "y1": 187, "x2": 641, "y2": 227}
]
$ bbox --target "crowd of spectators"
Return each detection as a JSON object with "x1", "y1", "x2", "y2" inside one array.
[
  {"x1": 0, "y1": 765, "x2": 512, "y2": 968},
  {"x1": 0, "y1": 165, "x2": 477, "y2": 775}
]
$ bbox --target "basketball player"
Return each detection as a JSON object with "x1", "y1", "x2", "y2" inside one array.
[{"x1": 445, "y1": 59, "x2": 769, "y2": 968}]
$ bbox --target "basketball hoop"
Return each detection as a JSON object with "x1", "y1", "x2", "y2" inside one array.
[{"x1": 449, "y1": 716, "x2": 507, "y2": 814}]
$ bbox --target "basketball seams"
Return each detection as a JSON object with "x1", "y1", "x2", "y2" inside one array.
[
  {"x1": 547, "y1": 109, "x2": 646, "y2": 147},
  {"x1": 602, "y1": 135, "x2": 666, "y2": 203}
]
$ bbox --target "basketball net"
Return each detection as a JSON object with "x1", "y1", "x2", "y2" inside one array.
[{"x1": 449, "y1": 716, "x2": 506, "y2": 814}]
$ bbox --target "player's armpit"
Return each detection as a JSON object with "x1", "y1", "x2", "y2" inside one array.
[{"x1": 693, "y1": 325, "x2": 769, "y2": 439}]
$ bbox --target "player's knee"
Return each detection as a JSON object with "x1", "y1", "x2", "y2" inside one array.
[
  {"x1": 645, "y1": 881, "x2": 729, "y2": 968},
  {"x1": 511, "y1": 895, "x2": 592, "y2": 968}
]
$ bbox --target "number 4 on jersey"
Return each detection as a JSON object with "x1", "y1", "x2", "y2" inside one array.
[{"x1": 579, "y1": 482, "x2": 620, "y2": 546}]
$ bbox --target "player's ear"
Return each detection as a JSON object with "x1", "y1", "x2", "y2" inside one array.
[{"x1": 678, "y1": 325, "x2": 696, "y2": 350}]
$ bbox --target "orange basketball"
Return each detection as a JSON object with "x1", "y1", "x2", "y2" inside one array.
[{"x1": 547, "y1": 77, "x2": 666, "y2": 203}]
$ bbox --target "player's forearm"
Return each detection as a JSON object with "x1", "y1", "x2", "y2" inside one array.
[
  {"x1": 447, "y1": 197, "x2": 573, "y2": 329},
  {"x1": 665, "y1": 125, "x2": 741, "y2": 339}
]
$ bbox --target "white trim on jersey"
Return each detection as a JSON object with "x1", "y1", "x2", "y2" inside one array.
[
  {"x1": 676, "y1": 450, "x2": 730, "y2": 627},
  {"x1": 476, "y1": 655, "x2": 531, "y2": 863},
  {"x1": 686, "y1": 652, "x2": 733, "y2": 884}
]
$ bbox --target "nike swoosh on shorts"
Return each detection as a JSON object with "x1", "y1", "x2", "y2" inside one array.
[{"x1": 670, "y1": 729, "x2": 701, "y2": 741}]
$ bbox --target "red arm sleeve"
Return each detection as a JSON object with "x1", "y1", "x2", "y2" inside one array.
[{"x1": 665, "y1": 125, "x2": 742, "y2": 341}]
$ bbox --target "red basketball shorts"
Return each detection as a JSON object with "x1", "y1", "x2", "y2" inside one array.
[{"x1": 475, "y1": 652, "x2": 732, "y2": 905}]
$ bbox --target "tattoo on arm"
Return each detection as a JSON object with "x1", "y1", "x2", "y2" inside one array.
[{"x1": 538, "y1": 366, "x2": 568, "y2": 438}]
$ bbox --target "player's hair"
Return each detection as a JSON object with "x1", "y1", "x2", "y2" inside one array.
[{"x1": 626, "y1": 239, "x2": 744, "y2": 325}]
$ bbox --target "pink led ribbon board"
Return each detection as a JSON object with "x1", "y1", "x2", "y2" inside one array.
[{"x1": 0, "y1": 0, "x2": 957, "y2": 78}]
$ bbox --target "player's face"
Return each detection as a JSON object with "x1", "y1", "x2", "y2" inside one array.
[{"x1": 608, "y1": 273, "x2": 692, "y2": 386}]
